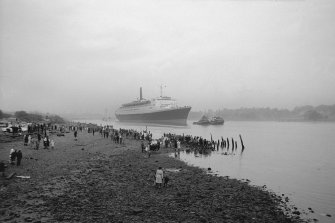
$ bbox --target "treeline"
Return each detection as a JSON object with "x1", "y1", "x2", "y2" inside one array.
[
  {"x1": 0, "y1": 110, "x2": 11, "y2": 119},
  {"x1": 189, "y1": 104, "x2": 335, "y2": 122},
  {"x1": 0, "y1": 110, "x2": 66, "y2": 123}
]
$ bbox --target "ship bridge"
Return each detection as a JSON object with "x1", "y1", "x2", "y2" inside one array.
[{"x1": 152, "y1": 96, "x2": 177, "y2": 109}]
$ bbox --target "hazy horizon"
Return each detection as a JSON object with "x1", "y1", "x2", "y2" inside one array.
[{"x1": 1, "y1": 0, "x2": 335, "y2": 115}]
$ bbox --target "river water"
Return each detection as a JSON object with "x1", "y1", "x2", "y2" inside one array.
[{"x1": 77, "y1": 120, "x2": 335, "y2": 222}]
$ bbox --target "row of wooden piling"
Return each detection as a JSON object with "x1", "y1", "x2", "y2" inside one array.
[{"x1": 212, "y1": 134, "x2": 245, "y2": 153}]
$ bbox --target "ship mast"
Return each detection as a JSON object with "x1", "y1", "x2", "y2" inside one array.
[{"x1": 140, "y1": 87, "x2": 143, "y2": 100}]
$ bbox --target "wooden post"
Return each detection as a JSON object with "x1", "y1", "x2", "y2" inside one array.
[{"x1": 239, "y1": 134, "x2": 245, "y2": 152}]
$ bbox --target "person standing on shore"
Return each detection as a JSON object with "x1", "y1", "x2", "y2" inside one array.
[
  {"x1": 74, "y1": 130, "x2": 78, "y2": 141},
  {"x1": 37, "y1": 133, "x2": 41, "y2": 143},
  {"x1": 24, "y1": 134, "x2": 28, "y2": 146},
  {"x1": 28, "y1": 135, "x2": 31, "y2": 146},
  {"x1": 30, "y1": 137, "x2": 35, "y2": 149},
  {"x1": 43, "y1": 137, "x2": 47, "y2": 149},
  {"x1": 155, "y1": 167, "x2": 164, "y2": 188},
  {"x1": 145, "y1": 145, "x2": 151, "y2": 158},
  {"x1": 35, "y1": 139, "x2": 39, "y2": 150},
  {"x1": 164, "y1": 138, "x2": 168, "y2": 148},
  {"x1": 177, "y1": 140, "x2": 181, "y2": 152},
  {"x1": 141, "y1": 140, "x2": 145, "y2": 153},
  {"x1": 0, "y1": 161, "x2": 7, "y2": 177},
  {"x1": 16, "y1": 150, "x2": 22, "y2": 166},
  {"x1": 46, "y1": 136, "x2": 50, "y2": 149}
]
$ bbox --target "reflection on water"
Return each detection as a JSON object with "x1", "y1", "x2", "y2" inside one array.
[
  {"x1": 170, "y1": 122, "x2": 335, "y2": 223},
  {"x1": 77, "y1": 120, "x2": 335, "y2": 223}
]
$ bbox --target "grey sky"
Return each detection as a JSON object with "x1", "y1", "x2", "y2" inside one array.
[{"x1": 1, "y1": 0, "x2": 335, "y2": 115}]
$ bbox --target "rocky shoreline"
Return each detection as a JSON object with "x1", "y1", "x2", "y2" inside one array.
[{"x1": 0, "y1": 130, "x2": 306, "y2": 222}]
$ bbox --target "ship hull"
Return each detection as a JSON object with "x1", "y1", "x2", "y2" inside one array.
[
  {"x1": 115, "y1": 107, "x2": 191, "y2": 126},
  {"x1": 210, "y1": 121, "x2": 224, "y2": 125}
]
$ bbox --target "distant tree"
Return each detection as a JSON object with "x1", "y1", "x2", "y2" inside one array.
[
  {"x1": 303, "y1": 110, "x2": 326, "y2": 121},
  {"x1": 0, "y1": 110, "x2": 11, "y2": 119},
  {"x1": 15, "y1": 111, "x2": 43, "y2": 122},
  {"x1": 193, "y1": 104, "x2": 335, "y2": 122},
  {"x1": 14, "y1": 111, "x2": 29, "y2": 120},
  {"x1": 49, "y1": 115, "x2": 66, "y2": 124}
]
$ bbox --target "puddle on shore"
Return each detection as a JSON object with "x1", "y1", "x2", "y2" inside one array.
[{"x1": 165, "y1": 168, "x2": 182, "y2": 173}]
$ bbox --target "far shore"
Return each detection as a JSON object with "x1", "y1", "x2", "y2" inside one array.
[{"x1": 0, "y1": 126, "x2": 305, "y2": 223}]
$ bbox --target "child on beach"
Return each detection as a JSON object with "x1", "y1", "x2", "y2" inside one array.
[
  {"x1": 145, "y1": 145, "x2": 151, "y2": 158},
  {"x1": 163, "y1": 175, "x2": 169, "y2": 187},
  {"x1": 74, "y1": 131, "x2": 78, "y2": 140},
  {"x1": 155, "y1": 167, "x2": 164, "y2": 188},
  {"x1": 50, "y1": 139, "x2": 55, "y2": 149},
  {"x1": 43, "y1": 137, "x2": 47, "y2": 149},
  {"x1": 9, "y1": 148, "x2": 16, "y2": 165}
]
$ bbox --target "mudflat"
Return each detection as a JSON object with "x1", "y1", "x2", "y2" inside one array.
[{"x1": 0, "y1": 131, "x2": 304, "y2": 222}]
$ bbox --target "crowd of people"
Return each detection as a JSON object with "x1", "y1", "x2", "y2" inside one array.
[
  {"x1": 1, "y1": 123, "x2": 61, "y2": 178},
  {"x1": 88, "y1": 123, "x2": 244, "y2": 158},
  {"x1": 23, "y1": 133, "x2": 55, "y2": 150},
  {"x1": 2, "y1": 121, "x2": 245, "y2": 189},
  {"x1": 9, "y1": 148, "x2": 22, "y2": 166}
]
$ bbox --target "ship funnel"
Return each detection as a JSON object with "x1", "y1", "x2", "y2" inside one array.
[{"x1": 140, "y1": 87, "x2": 143, "y2": 100}]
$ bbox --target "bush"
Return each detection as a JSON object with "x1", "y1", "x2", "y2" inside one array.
[{"x1": 0, "y1": 110, "x2": 11, "y2": 119}]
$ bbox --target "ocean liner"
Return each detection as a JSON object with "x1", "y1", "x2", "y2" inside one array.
[{"x1": 115, "y1": 87, "x2": 191, "y2": 125}]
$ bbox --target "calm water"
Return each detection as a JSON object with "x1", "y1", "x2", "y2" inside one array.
[{"x1": 78, "y1": 120, "x2": 335, "y2": 222}]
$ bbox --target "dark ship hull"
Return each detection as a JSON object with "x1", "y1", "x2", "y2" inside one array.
[
  {"x1": 193, "y1": 116, "x2": 224, "y2": 125},
  {"x1": 193, "y1": 120, "x2": 210, "y2": 125},
  {"x1": 193, "y1": 115, "x2": 210, "y2": 125},
  {"x1": 115, "y1": 106, "x2": 191, "y2": 126},
  {"x1": 210, "y1": 120, "x2": 224, "y2": 125}
]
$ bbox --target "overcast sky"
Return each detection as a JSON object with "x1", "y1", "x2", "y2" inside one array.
[{"x1": 1, "y1": 0, "x2": 334, "y2": 115}]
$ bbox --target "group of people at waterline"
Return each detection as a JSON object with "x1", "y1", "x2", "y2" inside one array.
[{"x1": 92, "y1": 124, "x2": 244, "y2": 159}]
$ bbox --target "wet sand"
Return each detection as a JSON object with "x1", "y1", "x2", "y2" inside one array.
[{"x1": 0, "y1": 131, "x2": 305, "y2": 222}]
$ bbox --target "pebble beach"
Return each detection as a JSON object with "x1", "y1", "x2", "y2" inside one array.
[{"x1": 0, "y1": 129, "x2": 305, "y2": 223}]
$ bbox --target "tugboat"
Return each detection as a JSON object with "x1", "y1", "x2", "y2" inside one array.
[
  {"x1": 210, "y1": 116, "x2": 224, "y2": 125},
  {"x1": 193, "y1": 115, "x2": 211, "y2": 125}
]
